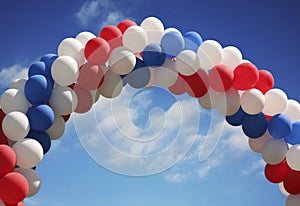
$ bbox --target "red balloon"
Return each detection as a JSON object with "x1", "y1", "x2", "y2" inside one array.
[
  {"x1": 266, "y1": 115, "x2": 272, "y2": 121},
  {"x1": 0, "y1": 109, "x2": 8, "y2": 145},
  {"x1": 254, "y1": 70, "x2": 274, "y2": 94},
  {"x1": 62, "y1": 114, "x2": 71, "y2": 122},
  {"x1": 0, "y1": 145, "x2": 16, "y2": 177},
  {"x1": 6, "y1": 202, "x2": 26, "y2": 206},
  {"x1": 264, "y1": 159, "x2": 291, "y2": 183},
  {"x1": 0, "y1": 172, "x2": 28, "y2": 204},
  {"x1": 84, "y1": 37, "x2": 110, "y2": 66},
  {"x1": 208, "y1": 64, "x2": 233, "y2": 92},
  {"x1": 233, "y1": 62, "x2": 259, "y2": 90},
  {"x1": 117, "y1": 20, "x2": 137, "y2": 34},
  {"x1": 77, "y1": 63, "x2": 104, "y2": 90},
  {"x1": 100, "y1": 26, "x2": 122, "y2": 51},
  {"x1": 284, "y1": 170, "x2": 300, "y2": 195},
  {"x1": 73, "y1": 84, "x2": 93, "y2": 114},
  {"x1": 168, "y1": 74, "x2": 187, "y2": 95},
  {"x1": 181, "y1": 69, "x2": 209, "y2": 98}
]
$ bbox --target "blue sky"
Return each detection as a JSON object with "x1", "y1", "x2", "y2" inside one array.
[{"x1": 0, "y1": 0, "x2": 299, "y2": 205}]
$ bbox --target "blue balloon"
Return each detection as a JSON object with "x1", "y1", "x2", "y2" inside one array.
[
  {"x1": 161, "y1": 31, "x2": 184, "y2": 58},
  {"x1": 183, "y1": 31, "x2": 203, "y2": 52},
  {"x1": 40, "y1": 53, "x2": 57, "y2": 86},
  {"x1": 122, "y1": 58, "x2": 148, "y2": 86},
  {"x1": 26, "y1": 104, "x2": 54, "y2": 132},
  {"x1": 24, "y1": 75, "x2": 52, "y2": 105},
  {"x1": 226, "y1": 107, "x2": 247, "y2": 126},
  {"x1": 242, "y1": 113, "x2": 268, "y2": 138},
  {"x1": 268, "y1": 114, "x2": 292, "y2": 139},
  {"x1": 285, "y1": 121, "x2": 300, "y2": 145},
  {"x1": 28, "y1": 61, "x2": 47, "y2": 78},
  {"x1": 26, "y1": 130, "x2": 51, "y2": 154},
  {"x1": 142, "y1": 43, "x2": 166, "y2": 67}
]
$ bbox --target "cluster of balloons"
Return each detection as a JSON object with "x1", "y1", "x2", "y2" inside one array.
[{"x1": 0, "y1": 16, "x2": 299, "y2": 205}]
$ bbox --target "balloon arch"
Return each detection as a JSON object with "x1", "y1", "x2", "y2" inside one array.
[{"x1": 0, "y1": 17, "x2": 300, "y2": 205}]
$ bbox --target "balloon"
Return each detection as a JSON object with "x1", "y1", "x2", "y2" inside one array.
[
  {"x1": 58, "y1": 38, "x2": 85, "y2": 66},
  {"x1": 284, "y1": 170, "x2": 300, "y2": 195},
  {"x1": 285, "y1": 121, "x2": 300, "y2": 145},
  {"x1": 100, "y1": 25, "x2": 122, "y2": 51},
  {"x1": 26, "y1": 105, "x2": 54, "y2": 132},
  {"x1": 248, "y1": 130, "x2": 273, "y2": 153},
  {"x1": 77, "y1": 63, "x2": 104, "y2": 90},
  {"x1": 283, "y1": 100, "x2": 300, "y2": 123},
  {"x1": 144, "y1": 68, "x2": 156, "y2": 88},
  {"x1": 240, "y1": 89, "x2": 265, "y2": 115},
  {"x1": 117, "y1": 19, "x2": 137, "y2": 34},
  {"x1": 142, "y1": 43, "x2": 166, "y2": 67},
  {"x1": 268, "y1": 114, "x2": 292, "y2": 139},
  {"x1": 0, "y1": 172, "x2": 28, "y2": 204},
  {"x1": 175, "y1": 50, "x2": 199, "y2": 76},
  {"x1": 122, "y1": 26, "x2": 148, "y2": 54},
  {"x1": 62, "y1": 114, "x2": 71, "y2": 122},
  {"x1": 109, "y1": 47, "x2": 136, "y2": 75},
  {"x1": 161, "y1": 31, "x2": 184, "y2": 58},
  {"x1": 254, "y1": 70, "x2": 274, "y2": 94},
  {"x1": 9, "y1": 79, "x2": 27, "y2": 92},
  {"x1": 84, "y1": 37, "x2": 110, "y2": 66},
  {"x1": 286, "y1": 145, "x2": 300, "y2": 171},
  {"x1": 279, "y1": 182, "x2": 290, "y2": 196},
  {"x1": 242, "y1": 112, "x2": 268, "y2": 138},
  {"x1": 263, "y1": 88, "x2": 288, "y2": 116},
  {"x1": 221, "y1": 46, "x2": 242, "y2": 70},
  {"x1": 181, "y1": 69, "x2": 208, "y2": 98},
  {"x1": 140, "y1": 17, "x2": 164, "y2": 44},
  {"x1": 26, "y1": 131, "x2": 51, "y2": 154},
  {"x1": 73, "y1": 84, "x2": 93, "y2": 114},
  {"x1": 0, "y1": 89, "x2": 29, "y2": 114},
  {"x1": 0, "y1": 109, "x2": 8, "y2": 145},
  {"x1": 198, "y1": 87, "x2": 221, "y2": 110},
  {"x1": 40, "y1": 53, "x2": 58, "y2": 72},
  {"x1": 197, "y1": 40, "x2": 223, "y2": 71},
  {"x1": 14, "y1": 168, "x2": 41, "y2": 197},
  {"x1": 24, "y1": 75, "x2": 52, "y2": 105},
  {"x1": 124, "y1": 61, "x2": 151, "y2": 89},
  {"x1": 49, "y1": 86, "x2": 78, "y2": 115},
  {"x1": 75, "y1": 31, "x2": 96, "y2": 47},
  {"x1": 286, "y1": 194, "x2": 300, "y2": 206},
  {"x1": 163, "y1": 27, "x2": 181, "y2": 35},
  {"x1": 262, "y1": 138, "x2": 288, "y2": 165},
  {"x1": 233, "y1": 62, "x2": 259, "y2": 90},
  {"x1": 155, "y1": 59, "x2": 178, "y2": 88},
  {"x1": 98, "y1": 71, "x2": 123, "y2": 98},
  {"x1": 45, "y1": 114, "x2": 65, "y2": 140},
  {"x1": 264, "y1": 159, "x2": 291, "y2": 183},
  {"x1": 208, "y1": 64, "x2": 234, "y2": 92},
  {"x1": 2, "y1": 111, "x2": 30, "y2": 141},
  {"x1": 168, "y1": 74, "x2": 186, "y2": 95},
  {"x1": 183, "y1": 31, "x2": 202, "y2": 52},
  {"x1": 12, "y1": 139, "x2": 43, "y2": 168},
  {"x1": 226, "y1": 107, "x2": 247, "y2": 126},
  {"x1": 28, "y1": 61, "x2": 46, "y2": 78},
  {"x1": 216, "y1": 88, "x2": 240, "y2": 116},
  {"x1": 0, "y1": 145, "x2": 16, "y2": 177}
]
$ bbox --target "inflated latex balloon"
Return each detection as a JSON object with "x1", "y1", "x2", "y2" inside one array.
[
  {"x1": 262, "y1": 138, "x2": 288, "y2": 165},
  {"x1": 142, "y1": 43, "x2": 166, "y2": 67},
  {"x1": 26, "y1": 105, "x2": 54, "y2": 132},
  {"x1": 144, "y1": 68, "x2": 156, "y2": 88},
  {"x1": 45, "y1": 114, "x2": 65, "y2": 140},
  {"x1": 155, "y1": 59, "x2": 178, "y2": 88},
  {"x1": 84, "y1": 37, "x2": 110, "y2": 66},
  {"x1": 98, "y1": 71, "x2": 123, "y2": 98},
  {"x1": 0, "y1": 89, "x2": 29, "y2": 114},
  {"x1": 77, "y1": 63, "x2": 104, "y2": 90},
  {"x1": 40, "y1": 53, "x2": 58, "y2": 71},
  {"x1": 117, "y1": 19, "x2": 137, "y2": 34},
  {"x1": 161, "y1": 31, "x2": 184, "y2": 58},
  {"x1": 9, "y1": 79, "x2": 27, "y2": 92},
  {"x1": 168, "y1": 74, "x2": 186, "y2": 95},
  {"x1": 122, "y1": 26, "x2": 148, "y2": 54},
  {"x1": 284, "y1": 170, "x2": 300, "y2": 195},
  {"x1": 198, "y1": 87, "x2": 221, "y2": 110},
  {"x1": 283, "y1": 100, "x2": 300, "y2": 123},
  {"x1": 109, "y1": 47, "x2": 136, "y2": 75},
  {"x1": 268, "y1": 114, "x2": 292, "y2": 139},
  {"x1": 240, "y1": 89, "x2": 265, "y2": 115},
  {"x1": 286, "y1": 195, "x2": 300, "y2": 206},
  {"x1": 51, "y1": 56, "x2": 79, "y2": 86},
  {"x1": 183, "y1": 31, "x2": 202, "y2": 52},
  {"x1": 58, "y1": 38, "x2": 85, "y2": 66},
  {"x1": 49, "y1": 86, "x2": 78, "y2": 115},
  {"x1": 124, "y1": 60, "x2": 151, "y2": 89},
  {"x1": 75, "y1": 31, "x2": 96, "y2": 47},
  {"x1": 197, "y1": 40, "x2": 223, "y2": 71},
  {"x1": 26, "y1": 131, "x2": 51, "y2": 154},
  {"x1": 286, "y1": 145, "x2": 300, "y2": 171},
  {"x1": 226, "y1": 107, "x2": 247, "y2": 126},
  {"x1": 279, "y1": 182, "x2": 290, "y2": 196},
  {"x1": 2, "y1": 111, "x2": 30, "y2": 141},
  {"x1": 264, "y1": 159, "x2": 291, "y2": 183},
  {"x1": 73, "y1": 84, "x2": 93, "y2": 113},
  {"x1": 28, "y1": 61, "x2": 47, "y2": 78},
  {"x1": 263, "y1": 88, "x2": 288, "y2": 116},
  {"x1": 90, "y1": 89, "x2": 101, "y2": 104},
  {"x1": 208, "y1": 64, "x2": 234, "y2": 92},
  {"x1": 100, "y1": 25, "x2": 122, "y2": 50},
  {"x1": 254, "y1": 70, "x2": 274, "y2": 94},
  {"x1": 216, "y1": 88, "x2": 240, "y2": 116},
  {"x1": 221, "y1": 46, "x2": 242, "y2": 70},
  {"x1": 140, "y1": 17, "x2": 164, "y2": 44},
  {"x1": 175, "y1": 50, "x2": 199, "y2": 76},
  {"x1": 12, "y1": 138, "x2": 43, "y2": 169},
  {"x1": 14, "y1": 168, "x2": 41, "y2": 197},
  {"x1": 233, "y1": 62, "x2": 259, "y2": 90},
  {"x1": 0, "y1": 145, "x2": 16, "y2": 177},
  {"x1": 242, "y1": 112, "x2": 268, "y2": 138},
  {"x1": 181, "y1": 69, "x2": 208, "y2": 98},
  {"x1": 248, "y1": 130, "x2": 273, "y2": 153},
  {"x1": 285, "y1": 121, "x2": 300, "y2": 145}
]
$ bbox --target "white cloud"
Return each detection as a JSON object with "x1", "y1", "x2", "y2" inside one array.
[
  {"x1": 0, "y1": 64, "x2": 28, "y2": 89},
  {"x1": 165, "y1": 172, "x2": 186, "y2": 183},
  {"x1": 240, "y1": 158, "x2": 265, "y2": 177}
]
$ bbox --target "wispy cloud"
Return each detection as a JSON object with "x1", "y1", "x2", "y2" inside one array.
[
  {"x1": 0, "y1": 64, "x2": 28, "y2": 90},
  {"x1": 165, "y1": 172, "x2": 186, "y2": 183}
]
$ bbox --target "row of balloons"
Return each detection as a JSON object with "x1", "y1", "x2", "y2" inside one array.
[{"x1": 0, "y1": 16, "x2": 300, "y2": 205}]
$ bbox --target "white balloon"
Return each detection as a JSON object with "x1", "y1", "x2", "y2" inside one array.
[
  {"x1": 0, "y1": 88, "x2": 29, "y2": 114},
  {"x1": 197, "y1": 40, "x2": 223, "y2": 71},
  {"x1": 98, "y1": 71, "x2": 123, "y2": 98},
  {"x1": 144, "y1": 68, "x2": 156, "y2": 88},
  {"x1": 278, "y1": 182, "x2": 289, "y2": 196},
  {"x1": 75, "y1": 31, "x2": 96, "y2": 47},
  {"x1": 140, "y1": 16, "x2": 164, "y2": 44},
  {"x1": 12, "y1": 138, "x2": 43, "y2": 168},
  {"x1": 221, "y1": 46, "x2": 243, "y2": 70},
  {"x1": 0, "y1": 199, "x2": 4, "y2": 206},
  {"x1": 46, "y1": 114, "x2": 65, "y2": 140},
  {"x1": 109, "y1": 47, "x2": 136, "y2": 75},
  {"x1": 248, "y1": 130, "x2": 273, "y2": 153},
  {"x1": 10, "y1": 78, "x2": 27, "y2": 92},
  {"x1": 58, "y1": 38, "x2": 85, "y2": 66},
  {"x1": 216, "y1": 88, "x2": 240, "y2": 116},
  {"x1": 49, "y1": 86, "x2": 78, "y2": 115},
  {"x1": 175, "y1": 50, "x2": 199, "y2": 76},
  {"x1": 286, "y1": 144, "x2": 300, "y2": 171},
  {"x1": 90, "y1": 89, "x2": 101, "y2": 104},
  {"x1": 51, "y1": 56, "x2": 79, "y2": 86},
  {"x1": 286, "y1": 195, "x2": 300, "y2": 206},
  {"x1": 122, "y1": 26, "x2": 148, "y2": 54},
  {"x1": 263, "y1": 88, "x2": 288, "y2": 116},
  {"x1": 2, "y1": 111, "x2": 30, "y2": 141},
  {"x1": 283, "y1": 99, "x2": 300, "y2": 123},
  {"x1": 241, "y1": 89, "x2": 265, "y2": 115},
  {"x1": 198, "y1": 87, "x2": 221, "y2": 110},
  {"x1": 262, "y1": 138, "x2": 288, "y2": 165},
  {"x1": 14, "y1": 167, "x2": 41, "y2": 197},
  {"x1": 155, "y1": 59, "x2": 178, "y2": 88}
]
